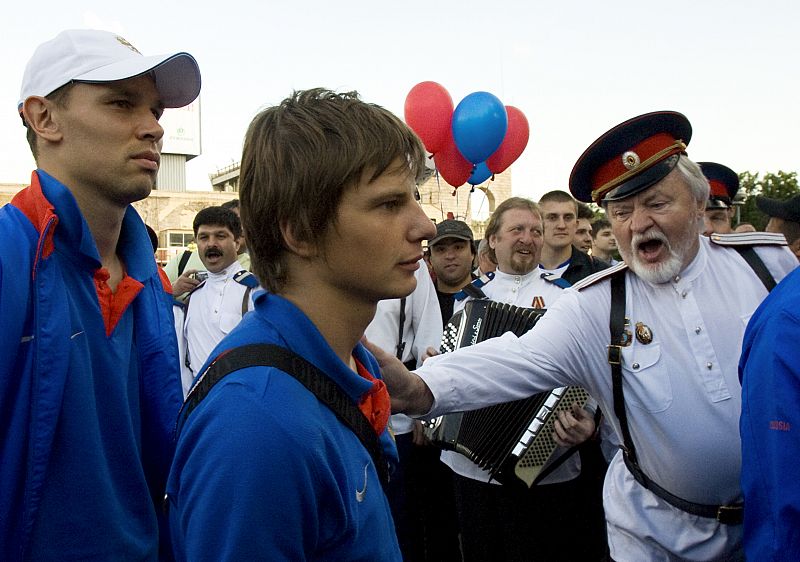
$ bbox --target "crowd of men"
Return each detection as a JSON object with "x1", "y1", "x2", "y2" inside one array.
[{"x1": 2, "y1": 27, "x2": 799, "y2": 562}]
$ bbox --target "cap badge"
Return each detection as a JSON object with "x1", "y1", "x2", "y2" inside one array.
[
  {"x1": 622, "y1": 151, "x2": 641, "y2": 171},
  {"x1": 635, "y1": 322, "x2": 653, "y2": 345},
  {"x1": 115, "y1": 36, "x2": 141, "y2": 54}
]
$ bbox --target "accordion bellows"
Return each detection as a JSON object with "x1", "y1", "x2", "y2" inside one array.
[{"x1": 422, "y1": 299, "x2": 589, "y2": 487}]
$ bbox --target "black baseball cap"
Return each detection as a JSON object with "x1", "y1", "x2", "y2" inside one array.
[{"x1": 429, "y1": 220, "x2": 474, "y2": 246}]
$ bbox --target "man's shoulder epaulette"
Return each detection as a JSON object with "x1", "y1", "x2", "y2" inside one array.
[
  {"x1": 540, "y1": 272, "x2": 572, "y2": 289},
  {"x1": 709, "y1": 232, "x2": 787, "y2": 247},
  {"x1": 233, "y1": 270, "x2": 259, "y2": 288},
  {"x1": 454, "y1": 271, "x2": 494, "y2": 302},
  {"x1": 572, "y1": 262, "x2": 628, "y2": 291}
]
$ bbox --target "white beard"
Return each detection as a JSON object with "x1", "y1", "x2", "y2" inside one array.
[{"x1": 622, "y1": 228, "x2": 693, "y2": 284}]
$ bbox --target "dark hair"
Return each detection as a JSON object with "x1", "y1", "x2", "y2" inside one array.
[
  {"x1": 239, "y1": 88, "x2": 426, "y2": 293},
  {"x1": 590, "y1": 217, "x2": 611, "y2": 239},
  {"x1": 484, "y1": 197, "x2": 540, "y2": 263},
  {"x1": 192, "y1": 206, "x2": 242, "y2": 238},
  {"x1": 145, "y1": 224, "x2": 159, "y2": 253},
  {"x1": 24, "y1": 81, "x2": 76, "y2": 160},
  {"x1": 221, "y1": 199, "x2": 240, "y2": 211},
  {"x1": 576, "y1": 202, "x2": 594, "y2": 220},
  {"x1": 778, "y1": 219, "x2": 800, "y2": 245}
]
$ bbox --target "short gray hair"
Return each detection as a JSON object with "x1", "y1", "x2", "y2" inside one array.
[{"x1": 676, "y1": 155, "x2": 710, "y2": 205}]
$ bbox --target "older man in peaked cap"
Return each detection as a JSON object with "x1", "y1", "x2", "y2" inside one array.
[{"x1": 371, "y1": 111, "x2": 797, "y2": 561}]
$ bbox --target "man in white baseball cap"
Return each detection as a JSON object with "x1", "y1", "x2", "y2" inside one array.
[{"x1": 0, "y1": 29, "x2": 200, "y2": 560}]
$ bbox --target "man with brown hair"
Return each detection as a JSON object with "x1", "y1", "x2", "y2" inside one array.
[
  {"x1": 167, "y1": 89, "x2": 435, "y2": 561},
  {"x1": 591, "y1": 217, "x2": 619, "y2": 263},
  {"x1": 574, "y1": 202, "x2": 595, "y2": 253},
  {"x1": 539, "y1": 190, "x2": 609, "y2": 283},
  {"x1": 441, "y1": 196, "x2": 606, "y2": 561}
]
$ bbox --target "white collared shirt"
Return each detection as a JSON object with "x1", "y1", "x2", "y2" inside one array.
[
  {"x1": 445, "y1": 267, "x2": 579, "y2": 484},
  {"x1": 184, "y1": 260, "x2": 255, "y2": 388},
  {"x1": 365, "y1": 262, "x2": 442, "y2": 434},
  {"x1": 418, "y1": 237, "x2": 798, "y2": 560},
  {"x1": 454, "y1": 268, "x2": 565, "y2": 314}
]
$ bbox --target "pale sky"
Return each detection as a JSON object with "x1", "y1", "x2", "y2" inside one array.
[{"x1": 3, "y1": 0, "x2": 799, "y2": 202}]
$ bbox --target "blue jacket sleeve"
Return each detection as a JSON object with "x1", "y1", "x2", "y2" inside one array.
[{"x1": 740, "y1": 307, "x2": 800, "y2": 561}]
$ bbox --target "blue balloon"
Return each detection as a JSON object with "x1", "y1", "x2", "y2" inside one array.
[
  {"x1": 452, "y1": 92, "x2": 508, "y2": 164},
  {"x1": 468, "y1": 162, "x2": 492, "y2": 185}
]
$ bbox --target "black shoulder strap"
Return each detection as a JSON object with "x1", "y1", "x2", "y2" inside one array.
[
  {"x1": 607, "y1": 269, "x2": 743, "y2": 524},
  {"x1": 177, "y1": 250, "x2": 193, "y2": 276},
  {"x1": 396, "y1": 297, "x2": 407, "y2": 360},
  {"x1": 461, "y1": 282, "x2": 487, "y2": 299},
  {"x1": 179, "y1": 343, "x2": 389, "y2": 487},
  {"x1": 608, "y1": 270, "x2": 636, "y2": 464},
  {"x1": 733, "y1": 246, "x2": 776, "y2": 291},
  {"x1": 241, "y1": 286, "x2": 253, "y2": 316}
]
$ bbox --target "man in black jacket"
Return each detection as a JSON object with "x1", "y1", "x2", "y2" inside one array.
[{"x1": 539, "y1": 190, "x2": 610, "y2": 284}]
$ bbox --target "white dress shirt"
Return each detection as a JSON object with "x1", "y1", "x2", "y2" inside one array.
[
  {"x1": 444, "y1": 268, "x2": 582, "y2": 484},
  {"x1": 365, "y1": 262, "x2": 442, "y2": 434},
  {"x1": 184, "y1": 260, "x2": 255, "y2": 389},
  {"x1": 417, "y1": 237, "x2": 797, "y2": 560}
]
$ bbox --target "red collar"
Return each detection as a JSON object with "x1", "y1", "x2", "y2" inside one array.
[{"x1": 11, "y1": 171, "x2": 59, "y2": 274}]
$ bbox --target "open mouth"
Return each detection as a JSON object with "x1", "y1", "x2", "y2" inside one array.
[{"x1": 636, "y1": 238, "x2": 665, "y2": 262}]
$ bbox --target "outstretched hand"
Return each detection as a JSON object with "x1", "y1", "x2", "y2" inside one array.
[
  {"x1": 552, "y1": 402, "x2": 595, "y2": 447},
  {"x1": 362, "y1": 337, "x2": 435, "y2": 416}
]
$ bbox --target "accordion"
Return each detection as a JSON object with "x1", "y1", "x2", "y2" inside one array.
[{"x1": 422, "y1": 299, "x2": 589, "y2": 488}]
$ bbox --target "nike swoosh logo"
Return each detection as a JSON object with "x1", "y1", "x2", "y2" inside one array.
[{"x1": 355, "y1": 463, "x2": 368, "y2": 503}]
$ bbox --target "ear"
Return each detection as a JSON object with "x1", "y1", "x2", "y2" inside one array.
[
  {"x1": 789, "y1": 238, "x2": 800, "y2": 260},
  {"x1": 279, "y1": 220, "x2": 317, "y2": 258},
  {"x1": 22, "y1": 97, "x2": 63, "y2": 144},
  {"x1": 488, "y1": 233, "x2": 498, "y2": 250}
]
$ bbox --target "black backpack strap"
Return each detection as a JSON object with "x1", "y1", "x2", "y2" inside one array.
[
  {"x1": 732, "y1": 246, "x2": 776, "y2": 291},
  {"x1": 177, "y1": 250, "x2": 193, "y2": 276},
  {"x1": 607, "y1": 269, "x2": 743, "y2": 524},
  {"x1": 178, "y1": 343, "x2": 389, "y2": 487}
]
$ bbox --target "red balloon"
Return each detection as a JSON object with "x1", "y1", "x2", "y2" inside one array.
[
  {"x1": 486, "y1": 106, "x2": 530, "y2": 174},
  {"x1": 404, "y1": 81, "x2": 454, "y2": 155},
  {"x1": 434, "y1": 133, "x2": 473, "y2": 187}
]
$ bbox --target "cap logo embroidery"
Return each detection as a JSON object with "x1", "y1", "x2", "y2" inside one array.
[
  {"x1": 622, "y1": 151, "x2": 640, "y2": 171},
  {"x1": 115, "y1": 36, "x2": 141, "y2": 54}
]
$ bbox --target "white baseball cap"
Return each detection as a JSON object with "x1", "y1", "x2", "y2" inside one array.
[{"x1": 18, "y1": 29, "x2": 201, "y2": 112}]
